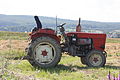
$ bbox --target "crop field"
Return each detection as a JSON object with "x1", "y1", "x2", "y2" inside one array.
[{"x1": 0, "y1": 31, "x2": 120, "y2": 80}]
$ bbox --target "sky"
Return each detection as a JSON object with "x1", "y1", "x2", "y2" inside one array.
[{"x1": 0, "y1": 0, "x2": 120, "y2": 22}]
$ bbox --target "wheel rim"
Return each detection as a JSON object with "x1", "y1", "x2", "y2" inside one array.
[
  {"x1": 89, "y1": 53, "x2": 102, "y2": 66},
  {"x1": 34, "y1": 42, "x2": 56, "y2": 64}
]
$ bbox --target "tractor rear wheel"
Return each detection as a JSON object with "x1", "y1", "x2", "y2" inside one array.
[
  {"x1": 27, "y1": 36, "x2": 61, "y2": 68},
  {"x1": 86, "y1": 50, "x2": 106, "y2": 67}
]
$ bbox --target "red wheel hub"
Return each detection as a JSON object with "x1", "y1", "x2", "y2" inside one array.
[
  {"x1": 41, "y1": 49, "x2": 48, "y2": 56},
  {"x1": 93, "y1": 57, "x2": 99, "y2": 63}
]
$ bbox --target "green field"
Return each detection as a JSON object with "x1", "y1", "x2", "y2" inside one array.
[
  {"x1": 106, "y1": 38, "x2": 120, "y2": 43},
  {"x1": 0, "y1": 31, "x2": 120, "y2": 80},
  {"x1": 0, "y1": 31, "x2": 28, "y2": 40}
]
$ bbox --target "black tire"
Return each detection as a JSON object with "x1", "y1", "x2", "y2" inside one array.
[
  {"x1": 80, "y1": 57, "x2": 87, "y2": 65},
  {"x1": 86, "y1": 50, "x2": 106, "y2": 67},
  {"x1": 27, "y1": 36, "x2": 62, "y2": 68}
]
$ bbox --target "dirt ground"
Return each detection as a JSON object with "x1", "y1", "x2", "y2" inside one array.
[
  {"x1": 0, "y1": 40, "x2": 28, "y2": 51},
  {"x1": 0, "y1": 39, "x2": 120, "y2": 54},
  {"x1": 105, "y1": 43, "x2": 120, "y2": 54}
]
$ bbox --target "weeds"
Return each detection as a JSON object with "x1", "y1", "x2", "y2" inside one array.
[{"x1": 107, "y1": 71, "x2": 120, "y2": 80}]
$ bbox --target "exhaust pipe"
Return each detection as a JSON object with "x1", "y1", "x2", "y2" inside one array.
[
  {"x1": 76, "y1": 18, "x2": 81, "y2": 32},
  {"x1": 34, "y1": 16, "x2": 42, "y2": 29}
]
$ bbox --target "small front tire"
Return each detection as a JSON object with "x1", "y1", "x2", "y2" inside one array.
[
  {"x1": 80, "y1": 57, "x2": 87, "y2": 65},
  {"x1": 86, "y1": 50, "x2": 106, "y2": 67}
]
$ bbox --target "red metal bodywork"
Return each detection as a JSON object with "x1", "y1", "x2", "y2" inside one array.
[
  {"x1": 30, "y1": 29, "x2": 60, "y2": 42},
  {"x1": 67, "y1": 32, "x2": 106, "y2": 51},
  {"x1": 30, "y1": 29, "x2": 106, "y2": 51}
]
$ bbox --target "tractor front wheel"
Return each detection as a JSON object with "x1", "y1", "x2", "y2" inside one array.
[
  {"x1": 80, "y1": 57, "x2": 87, "y2": 65},
  {"x1": 27, "y1": 36, "x2": 61, "y2": 68},
  {"x1": 86, "y1": 50, "x2": 106, "y2": 67}
]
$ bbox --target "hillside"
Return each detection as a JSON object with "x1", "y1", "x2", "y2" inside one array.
[{"x1": 0, "y1": 14, "x2": 120, "y2": 32}]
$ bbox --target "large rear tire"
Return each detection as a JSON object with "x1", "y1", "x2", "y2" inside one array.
[
  {"x1": 86, "y1": 50, "x2": 106, "y2": 67},
  {"x1": 27, "y1": 36, "x2": 61, "y2": 68}
]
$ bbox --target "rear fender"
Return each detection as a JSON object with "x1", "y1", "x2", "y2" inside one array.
[{"x1": 30, "y1": 33, "x2": 60, "y2": 43}]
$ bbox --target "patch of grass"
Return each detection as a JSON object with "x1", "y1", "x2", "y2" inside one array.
[
  {"x1": 1, "y1": 72, "x2": 18, "y2": 80},
  {"x1": 4, "y1": 55, "x2": 120, "y2": 80},
  {"x1": 60, "y1": 55, "x2": 79, "y2": 64},
  {"x1": 0, "y1": 31, "x2": 28, "y2": 40},
  {"x1": 106, "y1": 38, "x2": 120, "y2": 43},
  {"x1": 0, "y1": 50, "x2": 26, "y2": 59},
  {"x1": 116, "y1": 53, "x2": 120, "y2": 56},
  {"x1": 107, "y1": 53, "x2": 120, "y2": 57},
  {"x1": 0, "y1": 49, "x2": 120, "y2": 80}
]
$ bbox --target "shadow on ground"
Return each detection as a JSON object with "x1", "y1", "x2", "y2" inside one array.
[
  {"x1": 105, "y1": 65, "x2": 120, "y2": 69},
  {"x1": 36, "y1": 64, "x2": 120, "y2": 74}
]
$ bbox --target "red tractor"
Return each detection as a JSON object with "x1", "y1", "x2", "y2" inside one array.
[{"x1": 26, "y1": 16, "x2": 107, "y2": 68}]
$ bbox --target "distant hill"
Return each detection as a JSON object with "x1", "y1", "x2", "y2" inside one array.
[{"x1": 0, "y1": 14, "x2": 120, "y2": 32}]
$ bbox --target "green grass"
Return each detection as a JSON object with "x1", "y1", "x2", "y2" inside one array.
[
  {"x1": 106, "y1": 38, "x2": 120, "y2": 43},
  {"x1": 0, "y1": 31, "x2": 28, "y2": 40},
  {"x1": 3, "y1": 56, "x2": 119, "y2": 80},
  {"x1": 0, "y1": 50, "x2": 25, "y2": 59},
  {"x1": 0, "y1": 52, "x2": 120, "y2": 80},
  {"x1": 0, "y1": 51, "x2": 119, "y2": 80}
]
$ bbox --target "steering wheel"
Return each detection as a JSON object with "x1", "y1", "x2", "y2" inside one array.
[{"x1": 57, "y1": 23, "x2": 66, "y2": 27}]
